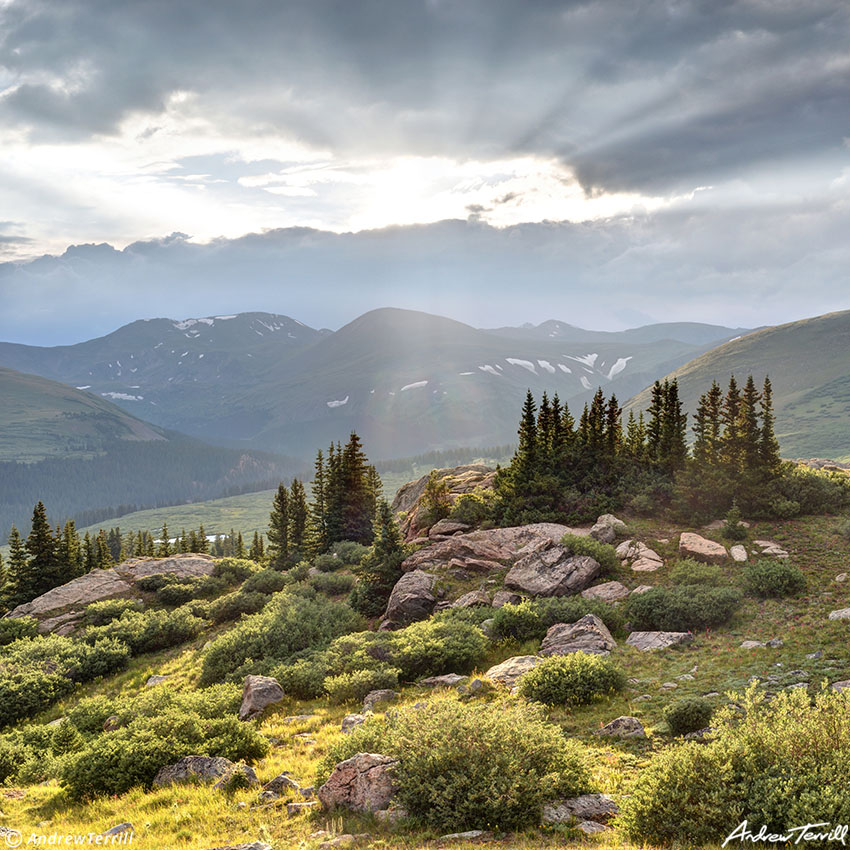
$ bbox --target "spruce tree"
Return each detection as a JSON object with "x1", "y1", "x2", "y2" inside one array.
[
  {"x1": 624, "y1": 411, "x2": 647, "y2": 458},
  {"x1": 646, "y1": 381, "x2": 665, "y2": 460},
  {"x1": 236, "y1": 531, "x2": 245, "y2": 558},
  {"x1": 309, "y1": 450, "x2": 328, "y2": 554},
  {"x1": 23, "y1": 501, "x2": 60, "y2": 601},
  {"x1": 95, "y1": 530, "x2": 115, "y2": 568},
  {"x1": 537, "y1": 392, "x2": 553, "y2": 460},
  {"x1": 604, "y1": 394, "x2": 623, "y2": 456},
  {"x1": 515, "y1": 390, "x2": 538, "y2": 476},
  {"x1": 59, "y1": 521, "x2": 83, "y2": 579},
  {"x1": 197, "y1": 525, "x2": 210, "y2": 554},
  {"x1": 268, "y1": 483, "x2": 290, "y2": 569},
  {"x1": 0, "y1": 551, "x2": 5, "y2": 608},
  {"x1": 82, "y1": 532, "x2": 97, "y2": 571},
  {"x1": 288, "y1": 479, "x2": 309, "y2": 563},
  {"x1": 739, "y1": 375, "x2": 762, "y2": 471},
  {"x1": 661, "y1": 379, "x2": 688, "y2": 471},
  {"x1": 339, "y1": 433, "x2": 375, "y2": 545},
  {"x1": 4, "y1": 526, "x2": 27, "y2": 607},
  {"x1": 720, "y1": 376, "x2": 743, "y2": 472},
  {"x1": 158, "y1": 524, "x2": 171, "y2": 557},
  {"x1": 350, "y1": 499, "x2": 406, "y2": 617},
  {"x1": 759, "y1": 376, "x2": 782, "y2": 475},
  {"x1": 249, "y1": 531, "x2": 264, "y2": 562}
]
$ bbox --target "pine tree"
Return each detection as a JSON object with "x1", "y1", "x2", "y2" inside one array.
[
  {"x1": 59, "y1": 521, "x2": 83, "y2": 579},
  {"x1": 5, "y1": 526, "x2": 27, "y2": 607},
  {"x1": 585, "y1": 388, "x2": 607, "y2": 453},
  {"x1": 23, "y1": 501, "x2": 60, "y2": 601},
  {"x1": 661, "y1": 379, "x2": 688, "y2": 471},
  {"x1": 236, "y1": 531, "x2": 245, "y2": 558},
  {"x1": 82, "y1": 531, "x2": 97, "y2": 571},
  {"x1": 144, "y1": 532, "x2": 155, "y2": 557},
  {"x1": 0, "y1": 551, "x2": 6, "y2": 608},
  {"x1": 738, "y1": 375, "x2": 762, "y2": 471},
  {"x1": 179, "y1": 529, "x2": 190, "y2": 554},
  {"x1": 692, "y1": 381, "x2": 723, "y2": 468},
  {"x1": 95, "y1": 530, "x2": 115, "y2": 568},
  {"x1": 350, "y1": 499, "x2": 406, "y2": 617},
  {"x1": 537, "y1": 392, "x2": 553, "y2": 460},
  {"x1": 268, "y1": 483, "x2": 290, "y2": 569},
  {"x1": 249, "y1": 531, "x2": 264, "y2": 562},
  {"x1": 759, "y1": 376, "x2": 782, "y2": 475},
  {"x1": 624, "y1": 411, "x2": 647, "y2": 459},
  {"x1": 158, "y1": 524, "x2": 171, "y2": 557},
  {"x1": 646, "y1": 381, "x2": 665, "y2": 461},
  {"x1": 134, "y1": 531, "x2": 145, "y2": 557},
  {"x1": 604, "y1": 394, "x2": 623, "y2": 456},
  {"x1": 288, "y1": 479, "x2": 309, "y2": 563},
  {"x1": 324, "y1": 442, "x2": 344, "y2": 546},
  {"x1": 720, "y1": 376, "x2": 743, "y2": 472},
  {"x1": 515, "y1": 390, "x2": 538, "y2": 475},
  {"x1": 197, "y1": 525, "x2": 210, "y2": 554},
  {"x1": 339, "y1": 433, "x2": 376, "y2": 545},
  {"x1": 188, "y1": 529, "x2": 199, "y2": 552},
  {"x1": 309, "y1": 450, "x2": 328, "y2": 554}
]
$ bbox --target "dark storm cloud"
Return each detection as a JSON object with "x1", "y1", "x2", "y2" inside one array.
[{"x1": 2, "y1": 0, "x2": 848, "y2": 193}]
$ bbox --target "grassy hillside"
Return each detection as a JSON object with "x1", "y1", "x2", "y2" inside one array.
[
  {"x1": 2, "y1": 511, "x2": 849, "y2": 848},
  {"x1": 625, "y1": 310, "x2": 850, "y2": 461}
]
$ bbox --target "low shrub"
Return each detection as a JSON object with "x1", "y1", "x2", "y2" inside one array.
[
  {"x1": 392, "y1": 618, "x2": 488, "y2": 680},
  {"x1": 561, "y1": 533, "x2": 620, "y2": 573},
  {"x1": 663, "y1": 697, "x2": 714, "y2": 736},
  {"x1": 241, "y1": 568, "x2": 288, "y2": 595},
  {"x1": 324, "y1": 666, "x2": 400, "y2": 703},
  {"x1": 83, "y1": 599, "x2": 143, "y2": 626},
  {"x1": 212, "y1": 557, "x2": 258, "y2": 585},
  {"x1": 742, "y1": 559, "x2": 806, "y2": 598},
  {"x1": 310, "y1": 571, "x2": 355, "y2": 596},
  {"x1": 67, "y1": 695, "x2": 117, "y2": 735},
  {"x1": 84, "y1": 607, "x2": 204, "y2": 655},
  {"x1": 313, "y1": 553, "x2": 340, "y2": 572},
  {"x1": 0, "y1": 617, "x2": 39, "y2": 646},
  {"x1": 317, "y1": 695, "x2": 592, "y2": 831},
  {"x1": 517, "y1": 652, "x2": 625, "y2": 706},
  {"x1": 156, "y1": 576, "x2": 227, "y2": 607},
  {"x1": 720, "y1": 502, "x2": 748, "y2": 541},
  {"x1": 0, "y1": 736, "x2": 29, "y2": 782},
  {"x1": 621, "y1": 686, "x2": 850, "y2": 846},
  {"x1": 274, "y1": 654, "x2": 333, "y2": 700},
  {"x1": 668, "y1": 559, "x2": 726, "y2": 586},
  {"x1": 329, "y1": 541, "x2": 370, "y2": 565},
  {"x1": 449, "y1": 492, "x2": 492, "y2": 526},
  {"x1": 208, "y1": 591, "x2": 269, "y2": 625},
  {"x1": 625, "y1": 585, "x2": 741, "y2": 632},
  {"x1": 492, "y1": 597, "x2": 623, "y2": 643}
]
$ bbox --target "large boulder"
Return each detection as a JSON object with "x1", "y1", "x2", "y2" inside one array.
[
  {"x1": 581, "y1": 581, "x2": 629, "y2": 604},
  {"x1": 616, "y1": 540, "x2": 664, "y2": 572},
  {"x1": 383, "y1": 570, "x2": 437, "y2": 626},
  {"x1": 626, "y1": 631, "x2": 694, "y2": 651},
  {"x1": 484, "y1": 655, "x2": 542, "y2": 689},
  {"x1": 7, "y1": 569, "x2": 137, "y2": 620},
  {"x1": 428, "y1": 519, "x2": 471, "y2": 539},
  {"x1": 542, "y1": 794, "x2": 619, "y2": 825},
  {"x1": 679, "y1": 533, "x2": 728, "y2": 564},
  {"x1": 239, "y1": 675, "x2": 285, "y2": 721},
  {"x1": 116, "y1": 553, "x2": 217, "y2": 581},
  {"x1": 504, "y1": 546, "x2": 600, "y2": 597},
  {"x1": 540, "y1": 614, "x2": 616, "y2": 656},
  {"x1": 595, "y1": 716, "x2": 646, "y2": 738},
  {"x1": 590, "y1": 514, "x2": 626, "y2": 544},
  {"x1": 317, "y1": 753, "x2": 398, "y2": 813},
  {"x1": 392, "y1": 465, "x2": 497, "y2": 540},
  {"x1": 153, "y1": 756, "x2": 234, "y2": 787},
  {"x1": 401, "y1": 524, "x2": 572, "y2": 574},
  {"x1": 452, "y1": 589, "x2": 490, "y2": 608}
]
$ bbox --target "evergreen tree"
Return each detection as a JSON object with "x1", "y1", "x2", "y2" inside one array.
[
  {"x1": 106, "y1": 528, "x2": 122, "y2": 562},
  {"x1": 309, "y1": 450, "x2": 328, "y2": 554},
  {"x1": 268, "y1": 483, "x2": 290, "y2": 569},
  {"x1": 134, "y1": 531, "x2": 145, "y2": 557},
  {"x1": 646, "y1": 381, "x2": 665, "y2": 461},
  {"x1": 4, "y1": 526, "x2": 27, "y2": 607},
  {"x1": 197, "y1": 525, "x2": 210, "y2": 554},
  {"x1": 585, "y1": 388, "x2": 607, "y2": 453},
  {"x1": 288, "y1": 479, "x2": 309, "y2": 563},
  {"x1": 604, "y1": 394, "x2": 623, "y2": 456},
  {"x1": 95, "y1": 530, "x2": 115, "y2": 568},
  {"x1": 720, "y1": 376, "x2": 743, "y2": 472},
  {"x1": 236, "y1": 531, "x2": 245, "y2": 558},
  {"x1": 23, "y1": 501, "x2": 60, "y2": 601},
  {"x1": 59, "y1": 521, "x2": 83, "y2": 579},
  {"x1": 339, "y1": 433, "x2": 376, "y2": 545},
  {"x1": 661, "y1": 379, "x2": 688, "y2": 471},
  {"x1": 157, "y1": 524, "x2": 171, "y2": 557},
  {"x1": 515, "y1": 390, "x2": 538, "y2": 477},
  {"x1": 0, "y1": 551, "x2": 5, "y2": 608},
  {"x1": 144, "y1": 532, "x2": 155, "y2": 557},
  {"x1": 692, "y1": 381, "x2": 723, "y2": 468},
  {"x1": 738, "y1": 375, "x2": 763, "y2": 472},
  {"x1": 188, "y1": 529, "x2": 199, "y2": 552},
  {"x1": 249, "y1": 531, "x2": 264, "y2": 562},
  {"x1": 83, "y1": 531, "x2": 97, "y2": 571},
  {"x1": 624, "y1": 411, "x2": 647, "y2": 459},
  {"x1": 179, "y1": 529, "x2": 190, "y2": 553},
  {"x1": 759, "y1": 376, "x2": 782, "y2": 474},
  {"x1": 537, "y1": 392, "x2": 553, "y2": 460}
]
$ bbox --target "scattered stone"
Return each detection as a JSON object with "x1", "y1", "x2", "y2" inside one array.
[
  {"x1": 679, "y1": 532, "x2": 728, "y2": 564},
  {"x1": 239, "y1": 675, "x2": 284, "y2": 721},
  {"x1": 661, "y1": 682, "x2": 678, "y2": 690},
  {"x1": 504, "y1": 545, "x2": 601, "y2": 596},
  {"x1": 145, "y1": 675, "x2": 169, "y2": 687},
  {"x1": 828, "y1": 608, "x2": 850, "y2": 620},
  {"x1": 753, "y1": 540, "x2": 789, "y2": 559},
  {"x1": 683, "y1": 727, "x2": 714, "y2": 740},
  {"x1": 103, "y1": 714, "x2": 121, "y2": 731},
  {"x1": 363, "y1": 689, "x2": 399, "y2": 713},
  {"x1": 318, "y1": 836, "x2": 356, "y2": 849},
  {"x1": 282, "y1": 713, "x2": 315, "y2": 724},
  {"x1": 479, "y1": 618, "x2": 496, "y2": 638},
  {"x1": 578, "y1": 820, "x2": 608, "y2": 834},
  {"x1": 263, "y1": 773, "x2": 301, "y2": 798},
  {"x1": 626, "y1": 631, "x2": 693, "y2": 651},
  {"x1": 542, "y1": 794, "x2": 619, "y2": 824},
  {"x1": 484, "y1": 655, "x2": 542, "y2": 689},
  {"x1": 836, "y1": 573, "x2": 848, "y2": 583},
  {"x1": 384, "y1": 570, "x2": 437, "y2": 626},
  {"x1": 293, "y1": 732, "x2": 315, "y2": 744},
  {"x1": 103, "y1": 824, "x2": 133, "y2": 836},
  {"x1": 37, "y1": 611, "x2": 83, "y2": 635},
  {"x1": 374, "y1": 806, "x2": 409, "y2": 824},
  {"x1": 491, "y1": 590, "x2": 523, "y2": 608},
  {"x1": 590, "y1": 522, "x2": 616, "y2": 545},
  {"x1": 703, "y1": 692, "x2": 720, "y2": 698},
  {"x1": 831, "y1": 680, "x2": 850, "y2": 691},
  {"x1": 317, "y1": 753, "x2": 398, "y2": 813},
  {"x1": 540, "y1": 614, "x2": 617, "y2": 657},
  {"x1": 420, "y1": 673, "x2": 470, "y2": 689},
  {"x1": 596, "y1": 716, "x2": 645, "y2": 738},
  {"x1": 766, "y1": 638, "x2": 784, "y2": 648},
  {"x1": 634, "y1": 694, "x2": 652, "y2": 701},
  {"x1": 675, "y1": 673, "x2": 695, "y2": 681},
  {"x1": 740, "y1": 640, "x2": 766, "y2": 649},
  {"x1": 153, "y1": 756, "x2": 234, "y2": 787},
  {"x1": 439, "y1": 830, "x2": 490, "y2": 841},
  {"x1": 286, "y1": 801, "x2": 319, "y2": 816},
  {"x1": 786, "y1": 682, "x2": 809, "y2": 690},
  {"x1": 806, "y1": 650, "x2": 824, "y2": 660},
  {"x1": 198, "y1": 844, "x2": 272, "y2": 850},
  {"x1": 631, "y1": 584, "x2": 654, "y2": 595},
  {"x1": 581, "y1": 580, "x2": 629, "y2": 604},
  {"x1": 452, "y1": 589, "x2": 491, "y2": 608},
  {"x1": 467, "y1": 677, "x2": 492, "y2": 695},
  {"x1": 730, "y1": 545, "x2": 748, "y2": 563},
  {"x1": 616, "y1": 540, "x2": 664, "y2": 572},
  {"x1": 704, "y1": 519, "x2": 750, "y2": 530}
]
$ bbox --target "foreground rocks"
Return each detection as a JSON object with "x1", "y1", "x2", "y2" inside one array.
[
  {"x1": 239, "y1": 675, "x2": 285, "y2": 721},
  {"x1": 590, "y1": 514, "x2": 626, "y2": 544},
  {"x1": 383, "y1": 570, "x2": 436, "y2": 626},
  {"x1": 317, "y1": 753, "x2": 397, "y2": 813},
  {"x1": 679, "y1": 533, "x2": 728, "y2": 564},
  {"x1": 626, "y1": 631, "x2": 694, "y2": 651},
  {"x1": 595, "y1": 716, "x2": 646, "y2": 738},
  {"x1": 153, "y1": 756, "x2": 235, "y2": 787},
  {"x1": 540, "y1": 614, "x2": 616, "y2": 657},
  {"x1": 484, "y1": 655, "x2": 542, "y2": 689},
  {"x1": 542, "y1": 793, "x2": 619, "y2": 825},
  {"x1": 616, "y1": 540, "x2": 664, "y2": 572},
  {"x1": 581, "y1": 580, "x2": 629, "y2": 603},
  {"x1": 504, "y1": 547, "x2": 601, "y2": 597}
]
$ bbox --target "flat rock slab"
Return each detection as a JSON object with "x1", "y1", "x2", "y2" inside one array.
[
  {"x1": 595, "y1": 716, "x2": 645, "y2": 738},
  {"x1": 679, "y1": 532, "x2": 728, "y2": 564},
  {"x1": 8, "y1": 569, "x2": 136, "y2": 619},
  {"x1": 831, "y1": 680, "x2": 850, "y2": 691},
  {"x1": 153, "y1": 756, "x2": 234, "y2": 787},
  {"x1": 492, "y1": 590, "x2": 523, "y2": 608},
  {"x1": 318, "y1": 753, "x2": 398, "y2": 813},
  {"x1": 199, "y1": 844, "x2": 272, "y2": 850},
  {"x1": 452, "y1": 589, "x2": 491, "y2": 608},
  {"x1": 828, "y1": 608, "x2": 850, "y2": 620},
  {"x1": 540, "y1": 614, "x2": 616, "y2": 656},
  {"x1": 419, "y1": 674, "x2": 468, "y2": 688},
  {"x1": 581, "y1": 580, "x2": 629, "y2": 603},
  {"x1": 428, "y1": 519, "x2": 471, "y2": 538},
  {"x1": 484, "y1": 655, "x2": 542, "y2": 689},
  {"x1": 753, "y1": 540, "x2": 790, "y2": 559},
  {"x1": 626, "y1": 631, "x2": 693, "y2": 651},
  {"x1": 542, "y1": 793, "x2": 619, "y2": 825},
  {"x1": 504, "y1": 547, "x2": 600, "y2": 596},
  {"x1": 117, "y1": 554, "x2": 217, "y2": 581}
]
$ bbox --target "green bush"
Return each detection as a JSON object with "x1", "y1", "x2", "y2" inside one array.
[
  {"x1": 775, "y1": 464, "x2": 850, "y2": 517},
  {"x1": 317, "y1": 696, "x2": 592, "y2": 831},
  {"x1": 561, "y1": 533, "x2": 620, "y2": 572},
  {"x1": 668, "y1": 559, "x2": 726, "y2": 586},
  {"x1": 449, "y1": 492, "x2": 492, "y2": 526},
  {"x1": 85, "y1": 607, "x2": 204, "y2": 655},
  {"x1": 492, "y1": 597, "x2": 623, "y2": 643},
  {"x1": 83, "y1": 599, "x2": 144, "y2": 626},
  {"x1": 0, "y1": 736, "x2": 29, "y2": 782},
  {"x1": 313, "y1": 553, "x2": 340, "y2": 572},
  {"x1": 241, "y1": 568, "x2": 288, "y2": 595},
  {"x1": 621, "y1": 687, "x2": 850, "y2": 846},
  {"x1": 324, "y1": 666, "x2": 400, "y2": 704},
  {"x1": 208, "y1": 590, "x2": 269, "y2": 624},
  {"x1": 720, "y1": 502, "x2": 748, "y2": 540},
  {"x1": 330, "y1": 541, "x2": 370, "y2": 565},
  {"x1": 59, "y1": 685, "x2": 268, "y2": 798},
  {"x1": 663, "y1": 697, "x2": 714, "y2": 736},
  {"x1": 68, "y1": 695, "x2": 117, "y2": 735},
  {"x1": 392, "y1": 618, "x2": 488, "y2": 680},
  {"x1": 275, "y1": 654, "x2": 333, "y2": 700},
  {"x1": 742, "y1": 559, "x2": 806, "y2": 598},
  {"x1": 213, "y1": 557, "x2": 257, "y2": 585},
  {"x1": 0, "y1": 617, "x2": 39, "y2": 646},
  {"x1": 517, "y1": 653, "x2": 625, "y2": 706},
  {"x1": 625, "y1": 585, "x2": 741, "y2": 632},
  {"x1": 310, "y1": 571, "x2": 355, "y2": 596},
  {"x1": 200, "y1": 590, "x2": 363, "y2": 685}
]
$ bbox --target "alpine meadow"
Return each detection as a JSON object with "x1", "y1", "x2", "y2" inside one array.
[{"x1": 2, "y1": 3, "x2": 850, "y2": 850}]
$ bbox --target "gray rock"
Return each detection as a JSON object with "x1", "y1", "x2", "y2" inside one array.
[
  {"x1": 153, "y1": 755, "x2": 234, "y2": 787},
  {"x1": 317, "y1": 753, "x2": 398, "y2": 813},
  {"x1": 626, "y1": 631, "x2": 693, "y2": 651},
  {"x1": 363, "y1": 689, "x2": 398, "y2": 712},
  {"x1": 491, "y1": 590, "x2": 523, "y2": 608},
  {"x1": 596, "y1": 716, "x2": 646, "y2": 738},
  {"x1": 384, "y1": 570, "x2": 437, "y2": 625},
  {"x1": 542, "y1": 793, "x2": 619, "y2": 824},
  {"x1": 740, "y1": 640, "x2": 766, "y2": 649},
  {"x1": 239, "y1": 675, "x2": 285, "y2": 721},
  {"x1": 428, "y1": 519, "x2": 471, "y2": 538},
  {"x1": 286, "y1": 801, "x2": 319, "y2": 816},
  {"x1": 145, "y1": 675, "x2": 169, "y2": 687},
  {"x1": 831, "y1": 680, "x2": 850, "y2": 691},
  {"x1": 504, "y1": 545, "x2": 601, "y2": 597},
  {"x1": 766, "y1": 638, "x2": 784, "y2": 648},
  {"x1": 679, "y1": 533, "x2": 728, "y2": 564},
  {"x1": 452, "y1": 589, "x2": 491, "y2": 608},
  {"x1": 581, "y1": 581, "x2": 630, "y2": 604},
  {"x1": 631, "y1": 584, "x2": 654, "y2": 595},
  {"x1": 661, "y1": 682, "x2": 678, "y2": 690},
  {"x1": 262, "y1": 772, "x2": 301, "y2": 798},
  {"x1": 617, "y1": 540, "x2": 664, "y2": 572},
  {"x1": 806, "y1": 650, "x2": 823, "y2": 659},
  {"x1": 8, "y1": 569, "x2": 137, "y2": 620},
  {"x1": 590, "y1": 522, "x2": 617, "y2": 544},
  {"x1": 836, "y1": 573, "x2": 848, "y2": 583},
  {"x1": 419, "y1": 674, "x2": 468, "y2": 688},
  {"x1": 484, "y1": 655, "x2": 542, "y2": 689},
  {"x1": 683, "y1": 727, "x2": 714, "y2": 740},
  {"x1": 213, "y1": 763, "x2": 259, "y2": 792},
  {"x1": 37, "y1": 611, "x2": 83, "y2": 635},
  {"x1": 578, "y1": 820, "x2": 608, "y2": 834},
  {"x1": 341, "y1": 714, "x2": 367, "y2": 734},
  {"x1": 103, "y1": 824, "x2": 133, "y2": 836},
  {"x1": 479, "y1": 617, "x2": 496, "y2": 638},
  {"x1": 828, "y1": 608, "x2": 850, "y2": 620},
  {"x1": 198, "y1": 844, "x2": 272, "y2": 850},
  {"x1": 439, "y1": 830, "x2": 490, "y2": 841},
  {"x1": 753, "y1": 540, "x2": 790, "y2": 559},
  {"x1": 540, "y1": 614, "x2": 617, "y2": 656},
  {"x1": 730, "y1": 545, "x2": 748, "y2": 562}
]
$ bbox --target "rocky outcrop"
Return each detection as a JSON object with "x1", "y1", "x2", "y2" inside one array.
[
  {"x1": 616, "y1": 540, "x2": 664, "y2": 572},
  {"x1": 428, "y1": 519, "x2": 471, "y2": 539},
  {"x1": 754, "y1": 540, "x2": 790, "y2": 559},
  {"x1": 590, "y1": 514, "x2": 626, "y2": 544},
  {"x1": 383, "y1": 570, "x2": 437, "y2": 626},
  {"x1": 492, "y1": 590, "x2": 523, "y2": 608},
  {"x1": 595, "y1": 716, "x2": 645, "y2": 737},
  {"x1": 239, "y1": 675, "x2": 285, "y2": 721},
  {"x1": 581, "y1": 581, "x2": 629, "y2": 604},
  {"x1": 401, "y1": 523, "x2": 572, "y2": 574},
  {"x1": 393, "y1": 465, "x2": 497, "y2": 540},
  {"x1": 7, "y1": 569, "x2": 137, "y2": 620},
  {"x1": 363, "y1": 689, "x2": 398, "y2": 712},
  {"x1": 212, "y1": 763, "x2": 259, "y2": 791},
  {"x1": 341, "y1": 714, "x2": 367, "y2": 734},
  {"x1": 828, "y1": 608, "x2": 850, "y2": 620},
  {"x1": 542, "y1": 794, "x2": 619, "y2": 825},
  {"x1": 153, "y1": 756, "x2": 235, "y2": 787},
  {"x1": 679, "y1": 533, "x2": 728, "y2": 564},
  {"x1": 419, "y1": 673, "x2": 468, "y2": 688},
  {"x1": 452, "y1": 589, "x2": 490, "y2": 608},
  {"x1": 504, "y1": 546, "x2": 600, "y2": 597},
  {"x1": 317, "y1": 753, "x2": 398, "y2": 813},
  {"x1": 116, "y1": 554, "x2": 216, "y2": 581},
  {"x1": 540, "y1": 615, "x2": 616, "y2": 656},
  {"x1": 626, "y1": 631, "x2": 694, "y2": 651},
  {"x1": 484, "y1": 655, "x2": 542, "y2": 689}
]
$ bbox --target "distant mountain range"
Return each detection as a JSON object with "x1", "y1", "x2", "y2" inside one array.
[
  {"x1": 627, "y1": 309, "x2": 850, "y2": 461},
  {"x1": 0, "y1": 308, "x2": 748, "y2": 458}
]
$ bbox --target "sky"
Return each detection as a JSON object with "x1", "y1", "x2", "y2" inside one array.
[{"x1": 1, "y1": 0, "x2": 849, "y2": 344}]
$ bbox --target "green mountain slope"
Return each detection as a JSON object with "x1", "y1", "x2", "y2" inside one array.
[{"x1": 625, "y1": 310, "x2": 850, "y2": 460}]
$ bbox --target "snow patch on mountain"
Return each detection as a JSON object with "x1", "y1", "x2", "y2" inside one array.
[
  {"x1": 537, "y1": 359, "x2": 556, "y2": 374},
  {"x1": 102, "y1": 392, "x2": 144, "y2": 401},
  {"x1": 327, "y1": 396, "x2": 349, "y2": 408},
  {"x1": 566, "y1": 353, "x2": 599, "y2": 367},
  {"x1": 580, "y1": 376, "x2": 593, "y2": 390},
  {"x1": 605, "y1": 356, "x2": 633, "y2": 380},
  {"x1": 478, "y1": 365, "x2": 499, "y2": 376},
  {"x1": 401, "y1": 380, "x2": 428, "y2": 391},
  {"x1": 506, "y1": 358, "x2": 537, "y2": 374}
]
